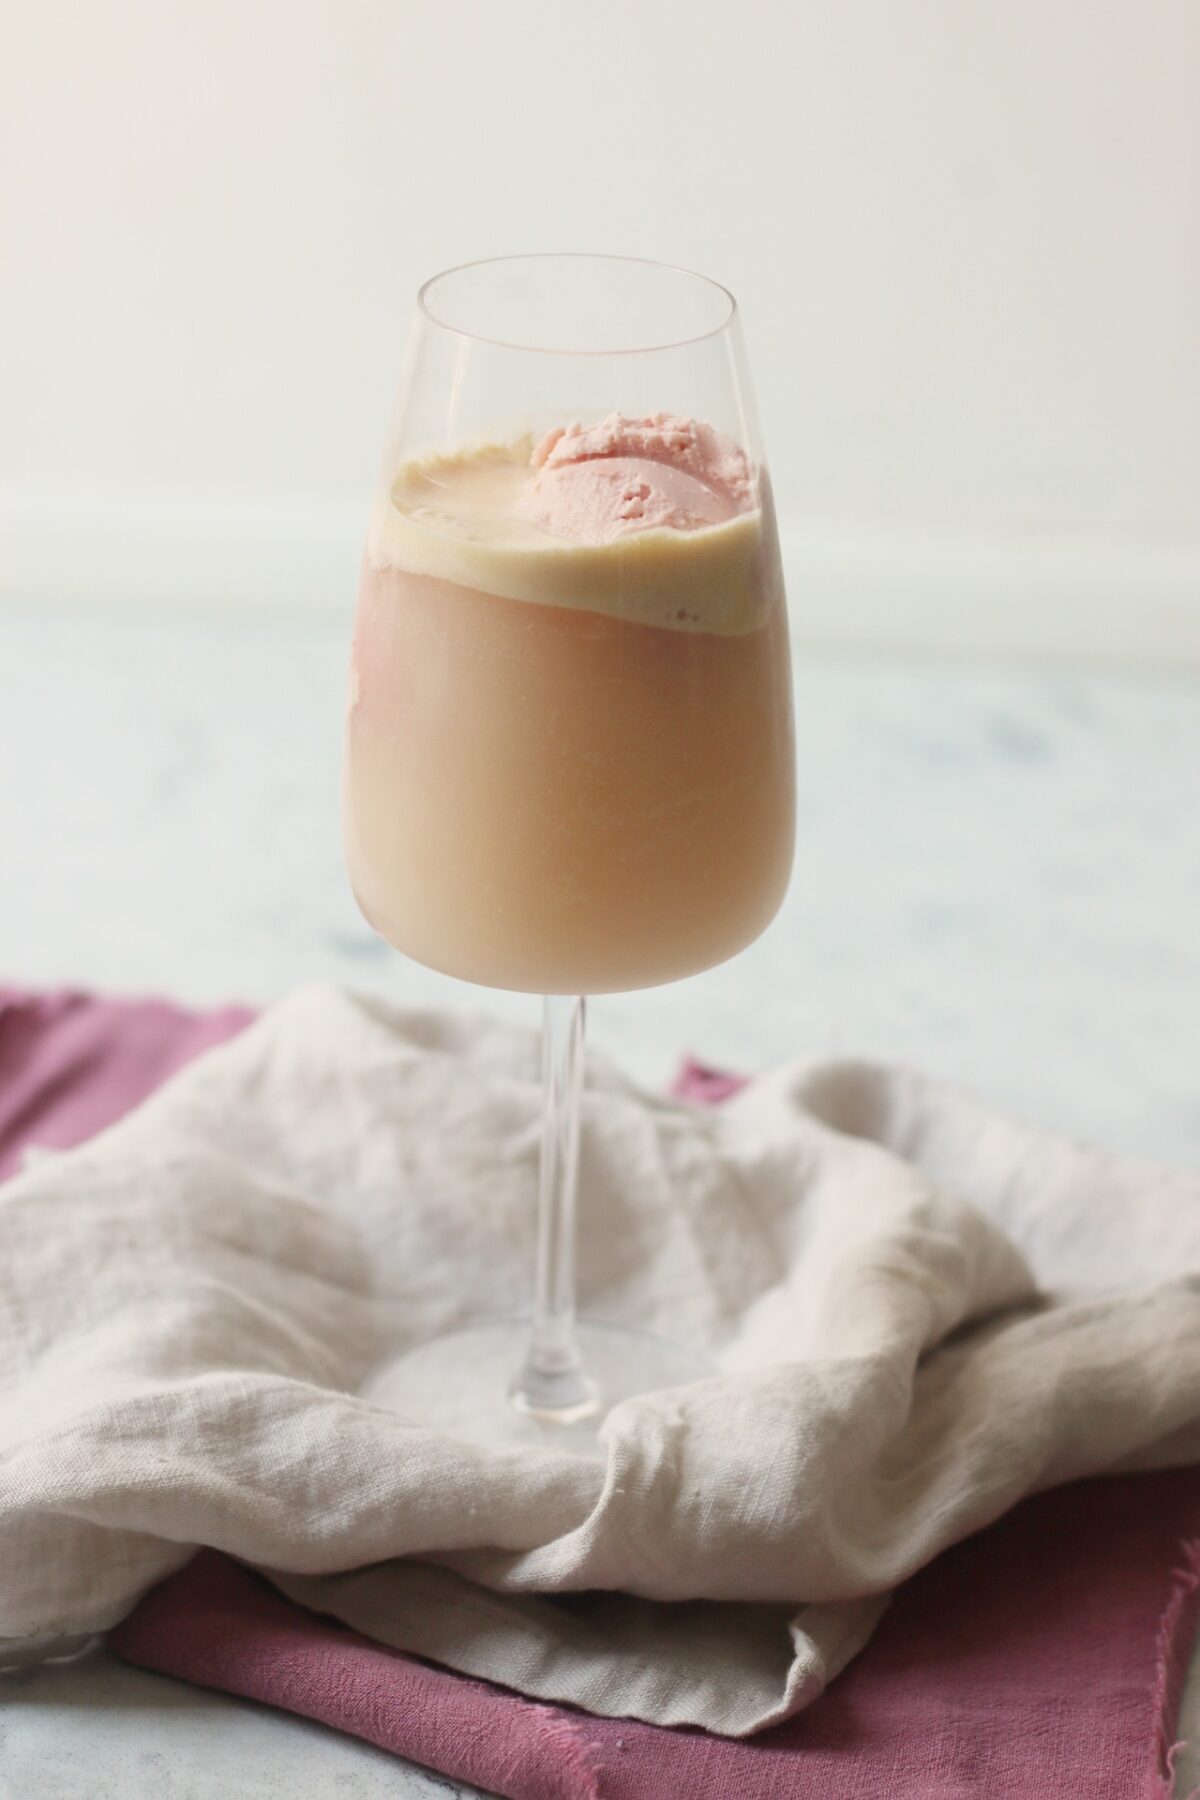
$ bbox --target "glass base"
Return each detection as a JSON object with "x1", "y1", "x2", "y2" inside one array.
[{"x1": 362, "y1": 1320, "x2": 714, "y2": 1457}]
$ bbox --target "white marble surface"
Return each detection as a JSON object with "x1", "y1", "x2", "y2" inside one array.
[
  {"x1": 0, "y1": 1648, "x2": 478, "y2": 1800},
  {"x1": 2, "y1": 601, "x2": 1199, "y2": 1794}
]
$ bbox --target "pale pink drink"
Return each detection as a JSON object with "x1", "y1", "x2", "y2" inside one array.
[
  {"x1": 345, "y1": 435, "x2": 794, "y2": 996},
  {"x1": 343, "y1": 257, "x2": 796, "y2": 1442}
]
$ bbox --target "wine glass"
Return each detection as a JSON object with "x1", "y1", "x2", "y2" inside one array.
[{"x1": 344, "y1": 254, "x2": 794, "y2": 1448}]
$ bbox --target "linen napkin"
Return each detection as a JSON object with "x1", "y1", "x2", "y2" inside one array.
[
  {"x1": 8, "y1": 985, "x2": 1198, "y2": 1796},
  {"x1": 3, "y1": 982, "x2": 1200, "y2": 1736}
]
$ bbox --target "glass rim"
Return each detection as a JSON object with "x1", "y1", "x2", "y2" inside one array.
[{"x1": 417, "y1": 252, "x2": 739, "y2": 357}]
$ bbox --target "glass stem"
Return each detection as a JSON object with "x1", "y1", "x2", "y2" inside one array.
[{"x1": 511, "y1": 995, "x2": 598, "y2": 1421}]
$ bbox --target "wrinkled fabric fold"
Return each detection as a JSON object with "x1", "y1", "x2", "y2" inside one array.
[
  {"x1": 110, "y1": 1472, "x2": 1200, "y2": 1799},
  {"x1": 3, "y1": 982, "x2": 1200, "y2": 1735}
]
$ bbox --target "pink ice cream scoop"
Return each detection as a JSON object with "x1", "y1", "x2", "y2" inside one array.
[{"x1": 520, "y1": 412, "x2": 756, "y2": 544}]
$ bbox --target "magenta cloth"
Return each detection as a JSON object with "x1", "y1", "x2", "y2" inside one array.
[
  {"x1": 108, "y1": 1481, "x2": 1200, "y2": 1800},
  {"x1": 671, "y1": 1055, "x2": 750, "y2": 1106},
  {"x1": 0, "y1": 986, "x2": 253, "y2": 1180},
  {"x1": 4, "y1": 984, "x2": 1198, "y2": 1797}
]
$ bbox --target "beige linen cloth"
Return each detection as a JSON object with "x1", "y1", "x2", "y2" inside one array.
[{"x1": 3, "y1": 986, "x2": 1200, "y2": 1735}]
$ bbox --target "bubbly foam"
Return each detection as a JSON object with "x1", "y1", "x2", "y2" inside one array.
[{"x1": 366, "y1": 435, "x2": 775, "y2": 636}]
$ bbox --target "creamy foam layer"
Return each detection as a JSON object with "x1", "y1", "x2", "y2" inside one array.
[{"x1": 367, "y1": 432, "x2": 774, "y2": 636}]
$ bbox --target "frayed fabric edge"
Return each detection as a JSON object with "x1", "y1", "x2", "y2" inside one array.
[
  {"x1": 1151, "y1": 1536, "x2": 1200, "y2": 1800},
  {"x1": 519, "y1": 1704, "x2": 603, "y2": 1800}
]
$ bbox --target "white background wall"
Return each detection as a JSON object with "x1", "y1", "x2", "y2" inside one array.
[{"x1": 3, "y1": 0, "x2": 1199, "y2": 658}]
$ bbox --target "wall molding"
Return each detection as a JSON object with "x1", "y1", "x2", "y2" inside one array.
[
  {"x1": 3, "y1": 490, "x2": 1198, "y2": 666},
  {"x1": 785, "y1": 522, "x2": 1200, "y2": 666}
]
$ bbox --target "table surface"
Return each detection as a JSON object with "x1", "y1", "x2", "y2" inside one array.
[{"x1": 2, "y1": 603, "x2": 1199, "y2": 1796}]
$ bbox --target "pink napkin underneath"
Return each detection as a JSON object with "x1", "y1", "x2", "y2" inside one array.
[
  {"x1": 109, "y1": 1480, "x2": 1199, "y2": 1800},
  {"x1": 2, "y1": 984, "x2": 1197, "y2": 1798},
  {"x1": 0, "y1": 986, "x2": 253, "y2": 1180}
]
